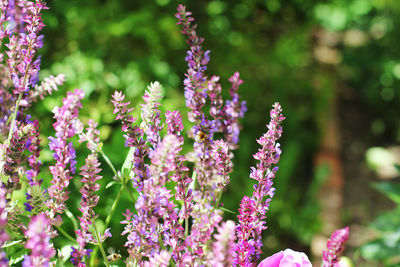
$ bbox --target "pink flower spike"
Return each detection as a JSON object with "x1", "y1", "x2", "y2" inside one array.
[
  {"x1": 258, "y1": 249, "x2": 311, "y2": 267},
  {"x1": 322, "y1": 227, "x2": 350, "y2": 267}
]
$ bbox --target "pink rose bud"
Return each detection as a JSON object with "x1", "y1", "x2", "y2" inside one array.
[{"x1": 258, "y1": 249, "x2": 312, "y2": 267}]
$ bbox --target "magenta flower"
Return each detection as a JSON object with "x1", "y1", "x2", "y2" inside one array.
[
  {"x1": 322, "y1": 227, "x2": 349, "y2": 267},
  {"x1": 258, "y1": 249, "x2": 312, "y2": 267}
]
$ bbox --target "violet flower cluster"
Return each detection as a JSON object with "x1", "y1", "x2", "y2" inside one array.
[{"x1": 0, "y1": 2, "x2": 352, "y2": 267}]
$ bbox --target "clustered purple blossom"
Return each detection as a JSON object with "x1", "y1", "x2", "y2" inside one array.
[
  {"x1": 235, "y1": 103, "x2": 285, "y2": 266},
  {"x1": 0, "y1": 2, "x2": 353, "y2": 266},
  {"x1": 322, "y1": 226, "x2": 350, "y2": 267},
  {"x1": 22, "y1": 213, "x2": 55, "y2": 267},
  {"x1": 47, "y1": 89, "x2": 84, "y2": 218}
]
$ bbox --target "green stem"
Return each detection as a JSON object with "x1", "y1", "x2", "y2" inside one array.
[
  {"x1": 105, "y1": 185, "x2": 123, "y2": 227},
  {"x1": 90, "y1": 186, "x2": 123, "y2": 266},
  {"x1": 56, "y1": 226, "x2": 77, "y2": 244},
  {"x1": 7, "y1": 93, "x2": 23, "y2": 141},
  {"x1": 92, "y1": 220, "x2": 110, "y2": 267},
  {"x1": 98, "y1": 148, "x2": 118, "y2": 178},
  {"x1": 122, "y1": 180, "x2": 136, "y2": 203},
  {"x1": 185, "y1": 218, "x2": 189, "y2": 238}
]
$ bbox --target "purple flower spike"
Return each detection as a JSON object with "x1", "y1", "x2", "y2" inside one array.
[
  {"x1": 47, "y1": 89, "x2": 84, "y2": 217},
  {"x1": 322, "y1": 227, "x2": 350, "y2": 267},
  {"x1": 6, "y1": 0, "x2": 48, "y2": 94},
  {"x1": 112, "y1": 90, "x2": 149, "y2": 191},
  {"x1": 176, "y1": 4, "x2": 209, "y2": 123},
  {"x1": 235, "y1": 103, "x2": 285, "y2": 266},
  {"x1": 23, "y1": 213, "x2": 55, "y2": 267}
]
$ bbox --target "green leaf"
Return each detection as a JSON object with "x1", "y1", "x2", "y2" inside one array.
[
  {"x1": 370, "y1": 208, "x2": 400, "y2": 232},
  {"x1": 220, "y1": 207, "x2": 236, "y2": 215},
  {"x1": 58, "y1": 245, "x2": 73, "y2": 263},
  {"x1": 2, "y1": 239, "x2": 22, "y2": 248},
  {"x1": 360, "y1": 231, "x2": 400, "y2": 261},
  {"x1": 372, "y1": 182, "x2": 400, "y2": 205},
  {"x1": 9, "y1": 248, "x2": 29, "y2": 265},
  {"x1": 121, "y1": 147, "x2": 135, "y2": 179},
  {"x1": 106, "y1": 181, "x2": 118, "y2": 189},
  {"x1": 394, "y1": 164, "x2": 400, "y2": 174}
]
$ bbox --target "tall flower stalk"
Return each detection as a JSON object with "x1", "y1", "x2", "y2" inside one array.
[
  {"x1": 46, "y1": 89, "x2": 84, "y2": 223},
  {"x1": 235, "y1": 103, "x2": 285, "y2": 266}
]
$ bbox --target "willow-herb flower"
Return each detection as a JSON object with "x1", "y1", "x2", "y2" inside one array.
[{"x1": 322, "y1": 227, "x2": 350, "y2": 267}]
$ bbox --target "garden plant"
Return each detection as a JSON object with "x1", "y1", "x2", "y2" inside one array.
[{"x1": 0, "y1": 1, "x2": 350, "y2": 266}]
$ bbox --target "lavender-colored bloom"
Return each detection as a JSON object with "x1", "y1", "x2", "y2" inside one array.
[
  {"x1": 235, "y1": 103, "x2": 285, "y2": 266},
  {"x1": 76, "y1": 119, "x2": 101, "y2": 152},
  {"x1": 211, "y1": 139, "x2": 233, "y2": 187},
  {"x1": 322, "y1": 227, "x2": 350, "y2": 267},
  {"x1": 122, "y1": 134, "x2": 182, "y2": 263},
  {"x1": 5, "y1": 0, "x2": 48, "y2": 94},
  {"x1": 23, "y1": 213, "x2": 55, "y2": 267},
  {"x1": 25, "y1": 119, "x2": 42, "y2": 186},
  {"x1": 165, "y1": 110, "x2": 184, "y2": 136},
  {"x1": 222, "y1": 72, "x2": 247, "y2": 148},
  {"x1": 46, "y1": 89, "x2": 84, "y2": 217},
  {"x1": 72, "y1": 152, "x2": 102, "y2": 266},
  {"x1": 144, "y1": 250, "x2": 171, "y2": 267},
  {"x1": 176, "y1": 4, "x2": 209, "y2": 123},
  {"x1": 141, "y1": 81, "x2": 163, "y2": 148},
  {"x1": 209, "y1": 220, "x2": 236, "y2": 267},
  {"x1": 29, "y1": 74, "x2": 66, "y2": 102},
  {"x1": 112, "y1": 90, "x2": 149, "y2": 191}
]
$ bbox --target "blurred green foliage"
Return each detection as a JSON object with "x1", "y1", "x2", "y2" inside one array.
[
  {"x1": 360, "y1": 181, "x2": 400, "y2": 266},
  {"x1": 30, "y1": 0, "x2": 400, "y2": 262}
]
